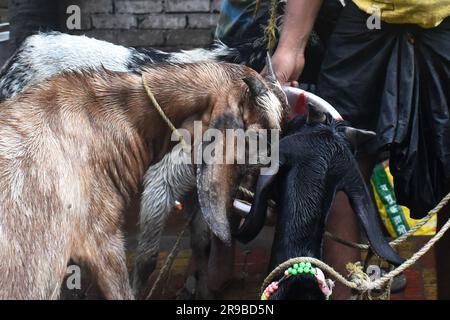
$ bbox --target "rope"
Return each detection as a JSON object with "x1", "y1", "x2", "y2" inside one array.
[
  {"x1": 142, "y1": 76, "x2": 187, "y2": 149},
  {"x1": 261, "y1": 191, "x2": 450, "y2": 299},
  {"x1": 146, "y1": 214, "x2": 193, "y2": 299},
  {"x1": 324, "y1": 192, "x2": 450, "y2": 250},
  {"x1": 238, "y1": 186, "x2": 276, "y2": 208},
  {"x1": 264, "y1": 0, "x2": 280, "y2": 54},
  {"x1": 253, "y1": 0, "x2": 262, "y2": 21}
]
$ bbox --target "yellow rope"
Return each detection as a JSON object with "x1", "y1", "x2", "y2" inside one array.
[
  {"x1": 264, "y1": 0, "x2": 280, "y2": 54},
  {"x1": 142, "y1": 76, "x2": 187, "y2": 148},
  {"x1": 253, "y1": 0, "x2": 262, "y2": 21},
  {"x1": 140, "y1": 74, "x2": 450, "y2": 300}
]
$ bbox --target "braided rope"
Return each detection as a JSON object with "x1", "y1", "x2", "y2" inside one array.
[
  {"x1": 264, "y1": 0, "x2": 280, "y2": 54},
  {"x1": 324, "y1": 192, "x2": 450, "y2": 250},
  {"x1": 253, "y1": 0, "x2": 262, "y2": 21},
  {"x1": 261, "y1": 191, "x2": 450, "y2": 299}
]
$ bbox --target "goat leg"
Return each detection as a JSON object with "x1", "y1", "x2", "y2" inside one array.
[
  {"x1": 187, "y1": 195, "x2": 215, "y2": 299},
  {"x1": 84, "y1": 231, "x2": 134, "y2": 300}
]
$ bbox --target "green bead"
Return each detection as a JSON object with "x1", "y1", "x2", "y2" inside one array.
[
  {"x1": 311, "y1": 268, "x2": 316, "y2": 275},
  {"x1": 300, "y1": 262, "x2": 306, "y2": 268},
  {"x1": 305, "y1": 262, "x2": 312, "y2": 268},
  {"x1": 298, "y1": 267, "x2": 304, "y2": 274},
  {"x1": 304, "y1": 267, "x2": 310, "y2": 273},
  {"x1": 293, "y1": 264, "x2": 299, "y2": 269},
  {"x1": 291, "y1": 269, "x2": 298, "y2": 275},
  {"x1": 288, "y1": 267, "x2": 294, "y2": 274}
]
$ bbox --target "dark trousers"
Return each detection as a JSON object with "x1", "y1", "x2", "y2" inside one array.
[{"x1": 317, "y1": 1, "x2": 450, "y2": 220}]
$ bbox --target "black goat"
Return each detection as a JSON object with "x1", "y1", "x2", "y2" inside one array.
[{"x1": 237, "y1": 106, "x2": 403, "y2": 300}]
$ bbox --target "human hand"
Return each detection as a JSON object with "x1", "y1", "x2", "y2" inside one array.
[{"x1": 263, "y1": 47, "x2": 305, "y2": 87}]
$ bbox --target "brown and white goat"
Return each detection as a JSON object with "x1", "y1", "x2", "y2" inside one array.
[{"x1": 0, "y1": 62, "x2": 288, "y2": 299}]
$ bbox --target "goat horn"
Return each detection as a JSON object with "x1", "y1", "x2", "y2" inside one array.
[
  {"x1": 265, "y1": 53, "x2": 277, "y2": 84},
  {"x1": 282, "y1": 86, "x2": 343, "y2": 121},
  {"x1": 243, "y1": 76, "x2": 268, "y2": 97}
]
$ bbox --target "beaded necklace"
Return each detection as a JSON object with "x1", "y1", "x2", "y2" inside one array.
[{"x1": 261, "y1": 262, "x2": 334, "y2": 300}]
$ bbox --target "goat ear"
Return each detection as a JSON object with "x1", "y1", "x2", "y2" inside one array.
[
  {"x1": 235, "y1": 154, "x2": 286, "y2": 244},
  {"x1": 197, "y1": 100, "x2": 245, "y2": 245},
  {"x1": 344, "y1": 127, "x2": 376, "y2": 149},
  {"x1": 197, "y1": 163, "x2": 237, "y2": 245},
  {"x1": 307, "y1": 104, "x2": 327, "y2": 124},
  {"x1": 341, "y1": 161, "x2": 404, "y2": 266},
  {"x1": 265, "y1": 53, "x2": 278, "y2": 85},
  {"x1": 243, "y1": 76, "x2": 269, "y2": 97}
]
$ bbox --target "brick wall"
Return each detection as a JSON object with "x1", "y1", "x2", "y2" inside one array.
[
  {"x1": 0, "y1": 0, "x2": 7, "y2": 23},
  {"x1": 65, "y1": 0, "x2": 222, "y2": 50}
]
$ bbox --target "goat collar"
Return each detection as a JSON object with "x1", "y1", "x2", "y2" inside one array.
[{"x1": 261, "y1": 262, "x2": 334, "y2": 300}]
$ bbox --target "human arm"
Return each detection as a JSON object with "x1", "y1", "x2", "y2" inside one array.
[{"x1": 270, "y1": 0, "x2": 323, "y2": 85}]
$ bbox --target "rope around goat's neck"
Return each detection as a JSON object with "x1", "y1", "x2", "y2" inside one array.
[
  {"x1": 261, "y1": 191, "x2": 450, "y2": 299},
  {"x1": 142, "y1": 76, "x2": 188, "y2": 149}
]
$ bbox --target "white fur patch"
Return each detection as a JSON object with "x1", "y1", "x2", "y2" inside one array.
[
  {"x1": 169, "y1": 42, "x2": 237, "y2": 64},
  {"x1": 26, "y1": 32, "x2": 131, "y2": 74},
  {"x1": 257, "y1": 91, "x2": 283, "y2": 129},
  {"x1": 136, "y1": 148, "x2": 195, "y2": 260}
]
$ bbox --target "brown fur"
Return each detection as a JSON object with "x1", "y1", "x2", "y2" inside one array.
[{"x1": 0, "y1": 62, "x2": 286, "y2": 299}]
